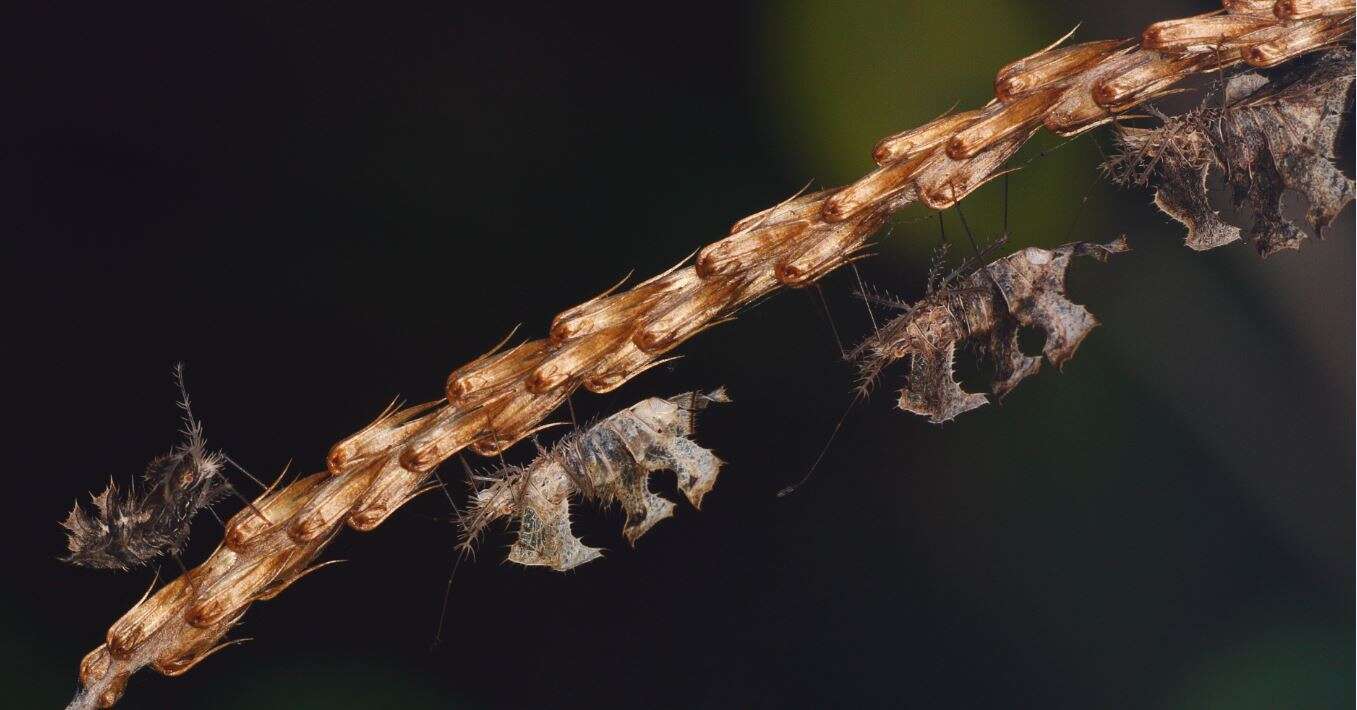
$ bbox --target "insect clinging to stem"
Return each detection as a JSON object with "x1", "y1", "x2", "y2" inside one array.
[{"x1": 61, "y1": 365, "x2": 243, "y2": 572}]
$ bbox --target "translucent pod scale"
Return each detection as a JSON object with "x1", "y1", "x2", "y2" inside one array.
[
  {"x1": 872, "y1": 108, "x2": 986, "y2": 165},
  {"x1": 151, "y1": 615, "x2": 240, "y2": 677},
  {"x1": 697, "y1": 219, "x2": 810, "y2": 278},
  {"x1": 286, "y1": 459, "x2": 385, "y2": 543},
  {"x1": 1094, "y1": 49, "x2": 1244, "y2": 111},
  {"x1": 1042, "y1": 48, "x2": 1150, "y2": 136},
  {"x1": 729, "y1": 189, "x2": 834, "y2": 234},
  {"x1": 632, "y1": 274, "x2": 740, "y2": 354},
  {"x1": 348, "y1": 456, "x2": 431, "y2": 531},
  {"x1": 399, "y1": 403, "x2": 498, "y2": 472},
  {"x1": 1221, "y1": 0, "x2": 1277, "y2": 13},
  {"x1": 823, "y1": 151, "x2": 932, "y2": 221},
  {"x1": 549, "y1": 267, "x2": 696, "y2": 345},
  {"x1": 995, "y1": 39, "x2": 1125, "y2": 101},
  {"x1": 1246, "y1": 15, "x2": 1354, "y2": 66},
  {"x1": 1274, "y1": 0, "x2": 1356, "y2": 20},
  {"x1": 471, "y1": 383, "x2": 574, "y2": 456},
  {"x1": 946, "y1": 87, "x2": 1063, "y2": 160},
  {"x1": 528, "y1": 325, "x2": 634, "y2": 394},
  {"x1": 583, "y1": 342, "x2": 659, "y2": 394},
  {"x1": 106, "y1": 576, "x2": 191, "y2": 658},
  {"x1": 326, "y1": 400, "x2": 440, "y2": 474},
  {"x1": 185, "y1": 550, "x2": 301, "y2": 628},
  {"x1": 775, "y1": 211, "x2": 888, "y2": 286},
  {"x1": 445, "y1": 339, "x2": 549, "y2": 406},
  {"x1": 917, "y1": 131, "x2": 1031, "y2": 209},
  {"x1": 1142, "y1": 14, "x2": 1277, "y2": 52},
  {"x1": 224, "y1": 472, "x2": 326, "y2": 552}
]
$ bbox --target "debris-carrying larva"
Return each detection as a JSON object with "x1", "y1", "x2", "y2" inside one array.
[
  {"x1": 62, "y1": 366, "x2": 230, "y2": 571},
  {"x1": 1107, "y1": 47, "x2": 1354, "y2": 256},
  {"x1": 852, "y1": 239, "x2": 1128, "y2": 424},
  {"x1": 462, "y1": 389, "x2": 729, "y2": 571}
]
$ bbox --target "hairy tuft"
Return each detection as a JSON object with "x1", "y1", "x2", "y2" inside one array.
[{"x1": 61, "y1": 366, "x2": 230, "y2": 571}]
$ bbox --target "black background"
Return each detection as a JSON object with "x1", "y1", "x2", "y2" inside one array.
[{"x1": 8, "y1": 1, "x2": 1353, "y2": 708}]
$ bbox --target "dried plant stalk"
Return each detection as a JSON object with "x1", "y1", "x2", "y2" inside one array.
[{"x1": 68, "y1": 3, "x2": 1353, "y2": 707}]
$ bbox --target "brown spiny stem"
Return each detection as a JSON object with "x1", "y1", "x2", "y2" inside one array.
[{"x1": 68, "y1": 3, "x2": 1353, "y2": 707}]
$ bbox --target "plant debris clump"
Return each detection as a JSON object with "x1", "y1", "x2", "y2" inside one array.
[
  {"x1": 62, "y1": 367, "x2": 230, "y2": 571},
  {"x1": 462, "y1": 389, "x2": 728, "y2": 571},
  {"x1": 1107, "y1": 47, "x2": 1354, "y2": 257},
  {"x1": 852, "y1": 239, "x2": 1128, "y2": 423}
]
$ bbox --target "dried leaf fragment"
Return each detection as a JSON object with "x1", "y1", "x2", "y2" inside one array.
[{"x1": 463, "y1": 389, "x2": 728, "y2": 571}]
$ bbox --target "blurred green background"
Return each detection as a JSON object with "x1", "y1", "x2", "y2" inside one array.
[{"x1": 8, "y1": 1, "x2": 1352, "y2": 708}]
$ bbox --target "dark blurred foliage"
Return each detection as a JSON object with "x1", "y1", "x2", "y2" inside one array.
[{"x1": 5, "y1": 1, "x2": 1352, "y2": 708}]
